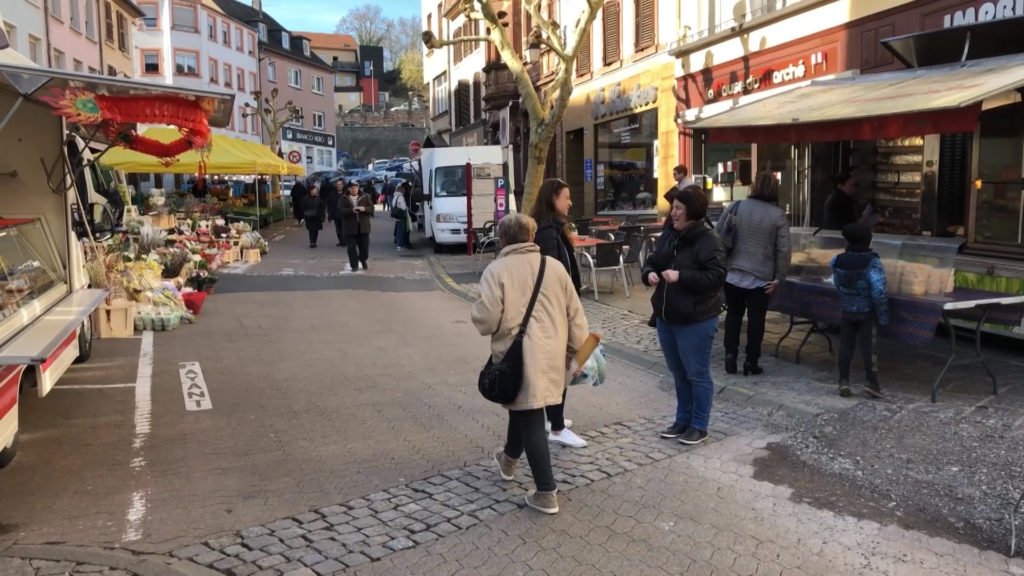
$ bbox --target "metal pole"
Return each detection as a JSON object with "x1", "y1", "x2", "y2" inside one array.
[{"x1": 466, "y1": 161, "x2": 473, "y2": 256}]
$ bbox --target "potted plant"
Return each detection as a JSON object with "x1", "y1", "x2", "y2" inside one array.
[{"x1": 186, "y1": 270, "x2": 219, "y2": 295}]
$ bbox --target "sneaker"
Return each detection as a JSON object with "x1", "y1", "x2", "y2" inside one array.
[
  {"x1": 525, "y1": 490, "x2": 559, "y2": 515},
  {"x1": 864, "y1": 385, "x2": 885, "y2": 399},
  {"x1": 548, "y1": 428, "x2": 587, "y2": 448},
  {"x1": 544, "y1": 418, "x2": 573, "y2": 432},
  {"x1": 659, "y1": 424, "x2": 687, "y2": 439},
  {"x1": 839, "y1": 381, "x2": 852, "y2": 397},
  {"x1": 361, "y1": 260, "x2": 368, "y2": 270},
  {"x1": 493, "y1": 450, "x2": 516, "y2": 481},
  {"x1": 678, "y1": 428, "x2": 708, "y2": 445}
]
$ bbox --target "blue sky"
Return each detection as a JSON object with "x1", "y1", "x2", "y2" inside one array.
[{"x1": 261, "y1": 0, "x2": 420, "y2": 33}]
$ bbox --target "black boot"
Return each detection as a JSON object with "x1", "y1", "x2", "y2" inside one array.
[
  {"x1": 743, "y1": 359, "x2": 764, "y2": 376},
  {"x1": 725, "y1": 354, "x2": 738, "y2": 375}
]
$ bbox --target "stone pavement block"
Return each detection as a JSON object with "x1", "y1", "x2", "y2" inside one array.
[
  {"x1": 193, "y1": 550, "x2": 228, "y2": 566},
  {"x1": 339, "y1": 553, "x2": 371, "y2": 568},
  {"x1": 310, "y1": 559, "x2": 344, "y2": 576},
  {"x1": 282, "y1": 568, "x2": 317, "y2": 576},
  {"x1": 172, "y1": 544, "x2": 213, "y2": 560}
]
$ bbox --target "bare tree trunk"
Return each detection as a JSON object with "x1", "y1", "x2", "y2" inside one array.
[{"x1": 521, "y1": 125, "x2": 555, "y2": 214}]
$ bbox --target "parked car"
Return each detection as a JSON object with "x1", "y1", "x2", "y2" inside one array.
[
  {"x1": 305, "y1": 170, "x2": 346, "y2": 188},
  {"x1": 346, "y1": 169, "x2": 376, "y2": 186}
]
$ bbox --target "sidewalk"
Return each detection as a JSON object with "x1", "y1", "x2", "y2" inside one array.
[{"x1": 431, "y1": 251, "x2": 1024, "y2": 556}]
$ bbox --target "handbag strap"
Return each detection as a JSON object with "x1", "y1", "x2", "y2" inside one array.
[{"x1": 516, "y1": 256, "x2": 547, "y2": 340}]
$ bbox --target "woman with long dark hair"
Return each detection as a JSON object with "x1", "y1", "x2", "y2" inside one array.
[
  {"x1": 716, "y1": 171, "x2": 790, "y2": 376},
  {"x1": 528, "y1": 178, "x2": 587, "y2": 449}
]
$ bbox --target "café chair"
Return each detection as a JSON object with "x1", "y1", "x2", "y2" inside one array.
[
  {"x1": 579, "y1": 240, "x2": 629, "y2": 301},
  {"x1": 472, "y1": 221, "x2": 500, "y2": 274}
]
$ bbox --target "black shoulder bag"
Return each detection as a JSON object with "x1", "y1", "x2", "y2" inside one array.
[{"x1": 478, "y1": 257, "x2": 547, "y2": 404}]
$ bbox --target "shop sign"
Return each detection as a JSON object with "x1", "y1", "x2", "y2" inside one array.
[
  {"x1": 584, "y1": 159, "x2": 593, "y2": 182},
  {"x1": 706, "y1": 51, "x2": 829, "y2": 102},
  {"x1": 494, "y1": 178, "x2": 508, "y2": 222},
  {"x1": 592, "y1": 83, "x2": 658, "y2": 120},
  {"x1": 282, "y1": 126, "x2": 336, "y2": 148},
  {"x1": 941, "y1": 0, "x2": 1023, "y2": 27}
]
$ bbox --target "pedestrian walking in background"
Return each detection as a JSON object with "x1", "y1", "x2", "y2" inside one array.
[
  {"x1": 529, "y1": 178, "x2": 587, "y2": 449},
  {"x1": 831, "y1": 223, "x2": 889, "y2": 399},
  {"x1": 822, "y1": 171, "x2": 860, "y2": 231},
  {"x1": 382, "y1": 176, "x2": 393, "y2": 212},
  {"x1": 392, "y1": 181, "x2": 413, "y2": 251},
  {"x1": 643, "y1": 186, "x2": 726, "y2": 446},
  {"x1": 302, "y1": 183, "x2": 326, "y2": 248},
  {"x1": 471, "y1": 214, "x2": 589, "y2": 515},
  {"x1": 716, "y1": 171, "x2": 791, "y2": 376},
  {"x1": 361, "y1": 181, "x2": 377, "y2": 217},
  {"x1": 326, "y1": 177, "x2": 344, "y2": 246},
  {"x1": 339, "y1": 180, "x2": 374, "y2": 271},
  {"x1": 291, "y1": 178, "x2": 308, "y2": 225}
]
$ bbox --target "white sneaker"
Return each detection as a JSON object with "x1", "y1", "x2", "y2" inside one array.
[
  {"x1": 544, "y1": 418, "x2": 573, "y2": 432},
  {"x1": 548, "y1": 428, "x2": 587, "y2": 448}
]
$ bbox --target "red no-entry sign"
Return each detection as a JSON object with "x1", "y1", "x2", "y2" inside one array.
[
  {"x1": 409, "y1": 140, "x2": 422, "y2": 156},
  {"x1": 287, "y1": 150, "x2": 302, "y2": 164}
]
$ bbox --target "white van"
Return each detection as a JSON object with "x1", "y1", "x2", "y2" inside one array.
[{"x1": 418, "y1": 146, "x2": 511, "y2": 251}]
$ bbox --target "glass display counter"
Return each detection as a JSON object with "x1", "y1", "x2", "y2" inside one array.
[
  {"x1": 0, "y1": 218, "x2": 65, "y2": 324},
  {"x1": 787, "y1": 227, "x2": 962, "y2": 297}
]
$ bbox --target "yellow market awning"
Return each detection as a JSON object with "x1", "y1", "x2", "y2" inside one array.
[
  {"x1": 100, "y1": 127, "x2": 296, "y2": 175},
  {"x1": 235, "y1": 139, "x2": 305, "y2": 176}
]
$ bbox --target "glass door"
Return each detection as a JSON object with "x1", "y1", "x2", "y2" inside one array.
[{"x1": 972, "y1": 104, "x2": 1024, "y2": 249}]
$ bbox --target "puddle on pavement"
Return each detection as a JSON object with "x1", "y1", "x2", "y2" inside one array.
[{"x1": 752, "y1": 443, "x2": 986, "y2": 551}]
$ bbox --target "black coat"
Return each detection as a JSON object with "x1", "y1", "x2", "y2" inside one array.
[
  {"x1": 323, "y1": 181, "x2": 341, "y2": 220},
  {"x1": 534, "y1": 219, "x2": 582, "y2": 294},
  {"x1": 303, "y1": 195, "x2": 326, "y2": 231},
  {"x1": 338, "y1": 193, "x2": 375, "y2": 236},
  {"x1": 291, "y1": 180, "x2": 308, "y2": 221},
  {"x1": 642, "y1": 224, "x2": 726, "y2": 326}
]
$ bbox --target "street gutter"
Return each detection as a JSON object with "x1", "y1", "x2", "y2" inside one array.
[{"x1": 0, "y1": 545, "x2": 219, "y2": 576}]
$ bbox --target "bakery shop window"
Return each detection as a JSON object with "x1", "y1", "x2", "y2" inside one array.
[
  {"x1": 972, "y1": 103, "x2": 1024, "y2": 250},
  {"x1": 595, "y1": 109, "x2": 658, "y2": 213},
  {"x1": 0, "y1": 218, "x2": 64, "y2": 322}
]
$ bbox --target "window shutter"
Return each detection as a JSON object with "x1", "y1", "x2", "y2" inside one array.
[
  {"x1": 634, "y1": 0, "x2": 655, "y2": 51},
  {"x1": 603, "y1": 1, "x2": 621, "y2": 66},
  {"x1": 457, "y1": 81, "x2": 471, "y2": 128},
  {"x1": 472, "y1": 75, "x2": 482, "y2": 121},
  {"x1": 576, "y1": 26, "x2": 591, "y2": 76}
]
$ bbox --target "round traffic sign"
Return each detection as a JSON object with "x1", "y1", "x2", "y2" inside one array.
[
  {"x1": 287, "y1": 150, "x2": 302, "y2": 164},
  {"x1": 409, "y1": 140, "x2": 422, "y2": 156}
]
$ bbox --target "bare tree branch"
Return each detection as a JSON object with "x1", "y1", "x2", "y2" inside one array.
[
  {"x1": 472, "y1": 0, "x2": 544, "y2": 121},
  {"x1": 423, "y1": 31, "x2": 492, "y2": 47},
  {"x1": 535, "y1": 33, "x2": 568, "y2": 62}
]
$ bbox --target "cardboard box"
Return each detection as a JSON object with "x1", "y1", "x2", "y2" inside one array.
[{"x1": 93, "y1": 300, "x2": 136, "y2": 338}]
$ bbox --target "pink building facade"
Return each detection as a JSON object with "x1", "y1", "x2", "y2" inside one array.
[{"x1": 47, "y1": 0, "x2": 103, "y2": 73}]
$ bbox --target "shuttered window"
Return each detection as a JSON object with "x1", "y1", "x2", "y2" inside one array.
[
  {"x1": 602, "y1": 1, "x2": 621, "y2": 66},
  {"x1": 576, "y1": 26, "x2": 591, "y2": 76},
  {"x1": 472, "y1": 75, "x2": 483, "y2": 121},
  {"x1": 634, "y1": 0, "x2": 655, "y2": 52},
  {"x1": 456, "y1": 81, "x2": 472, "y2": 128}
]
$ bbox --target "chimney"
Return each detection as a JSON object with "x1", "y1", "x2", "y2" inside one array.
[{"x1": 252, "y1": 0, "x2": 262, "y2": 13}]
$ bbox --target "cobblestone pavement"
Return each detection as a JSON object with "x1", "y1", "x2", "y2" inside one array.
[{"x1": 0, "y1": 559, "x2": 131, "y2": 576}]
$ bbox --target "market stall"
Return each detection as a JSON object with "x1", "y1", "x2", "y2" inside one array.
[{"x1": 771, "y1": 228, "x2": 1024, "y2": 402}]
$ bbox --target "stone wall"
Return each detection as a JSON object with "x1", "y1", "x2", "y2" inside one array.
[{"x1": 335, "y1": 125, "x2": 429, "y2": 163}]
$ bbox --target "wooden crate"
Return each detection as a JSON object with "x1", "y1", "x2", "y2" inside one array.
[
  {"x1": 243, "y1": 249, "x2": 261, "y2": 263},
  {"x1": 93, "y1": 300, "x2": 136, "y2": 338}
]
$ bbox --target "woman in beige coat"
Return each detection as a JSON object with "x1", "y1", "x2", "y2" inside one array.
[{"x1": 471, "y1": 213, "x2": 589, "y2": 515}]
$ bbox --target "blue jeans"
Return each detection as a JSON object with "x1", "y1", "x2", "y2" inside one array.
[
  {"x1": 656, "y1": 317, "x2": 718, "y2": 431},
  {"x1": 394, "y1": 219, "x2": 410, "y2": 248}
]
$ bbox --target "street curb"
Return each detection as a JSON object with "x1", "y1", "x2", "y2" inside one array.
[
  {"x1": 426, "y1": 255, "x2": 832, "y2": 422},
  {"x1": 0, "y1": 545, "x2": 218, "y2": 576}
]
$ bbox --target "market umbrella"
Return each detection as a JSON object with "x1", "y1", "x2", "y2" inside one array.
[
  {"x1": 99, "y1": 127, "x2": 291, "y2": 175},
  {"x1": 235, "y1": 140, "x2": 305, "y2": 176}
]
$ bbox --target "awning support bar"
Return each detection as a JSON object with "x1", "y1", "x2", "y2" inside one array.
[
  {"x1": 0, "y1": 95, "x2": 25, "y2": 136},
  {"x1": 960, "y1": 30, "x2": 972, "y2": 65}
]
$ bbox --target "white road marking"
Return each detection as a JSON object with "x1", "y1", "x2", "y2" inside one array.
[
  {"x1": 55, "y1": 383, "x2": 135, "y2": 390},
  {"x1": 271, "y1": 234, "x2": 285, "y2": 242},
  {"x1": 123, "y1": 330, "x2": 154, "y2": 542},
  {"x1": 178, "y1": 362, "x2": 212, "y2": 411}
]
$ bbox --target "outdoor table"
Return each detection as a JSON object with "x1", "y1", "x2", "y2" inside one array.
[{"x1": 770, "y1": 278, "x2": 1024, "y2": 402}]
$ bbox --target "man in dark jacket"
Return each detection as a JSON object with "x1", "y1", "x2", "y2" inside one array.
[
  {"x1": 830, "y1": 223, "x2": 889, "y2": 399},
  {"x1": 324, "y1": 177, "x2": 344, "y2": 246}
]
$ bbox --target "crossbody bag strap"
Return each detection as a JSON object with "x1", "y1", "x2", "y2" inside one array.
[{"x1": 516, "y1": 256, "x2": 547, "y2": 339}]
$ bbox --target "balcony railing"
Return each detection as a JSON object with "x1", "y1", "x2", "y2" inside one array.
[
  {"x1": 676, "y1": 0, "x2": 808, "y2": 46},
  {"x1": 483, "y1": 63, "x2": 518, "y2": 110},
  {"x1": 332, "y1": 60, "x2": 360, "y2": 72}
]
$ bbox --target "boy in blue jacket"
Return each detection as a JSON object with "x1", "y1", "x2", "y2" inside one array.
[{"x1": 831, "y1": 223, "x2": 889, "y2": 399}]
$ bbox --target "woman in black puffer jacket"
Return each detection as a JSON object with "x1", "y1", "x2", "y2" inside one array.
[{"x1": 642, "y1": 185, "x2": 726, "y2": 446}]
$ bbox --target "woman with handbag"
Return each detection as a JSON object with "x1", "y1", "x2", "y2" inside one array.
[
  {"x1": 392, "y1": 181, "x2": 413, "y2": 251},
  {"x1": 471, "y1": 214, "x2": 589, "y2": 515},
  {"x1": 529, "y1": 178, "x2": 586, "y2": 449},
  {"x1": 642, "y1": 186, "x2": 726, "y2": 446},
  {"x1": 302, "y1": 183, "x2": 326, "y2": 248},
  {"x1": 715, "y1": 171, "x2": 791, "y2": 376}
]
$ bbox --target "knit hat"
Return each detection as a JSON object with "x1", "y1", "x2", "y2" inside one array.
[{"x1": 842, "y1": 222, "x2": 872, "y2": 249}]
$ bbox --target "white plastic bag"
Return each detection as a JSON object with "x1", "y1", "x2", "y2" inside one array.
[{"x1": 570, "y1": 345, "x2": 607, "y2": 387}]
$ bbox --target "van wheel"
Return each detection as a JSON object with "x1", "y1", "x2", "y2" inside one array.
[
  {"x1": 432, "y1": 238, "x2": 443, "y2": 254},
  {"x1": 75, "y1": 317, "x2": 93, "y2": 364},
  {"x1": 0, "y1": 428, "x2": 17, "y2": 469}
]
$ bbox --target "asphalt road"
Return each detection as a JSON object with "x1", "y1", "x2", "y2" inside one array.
[{"x1": 0, "y1": 219, "x2": 671, "y2": 553}]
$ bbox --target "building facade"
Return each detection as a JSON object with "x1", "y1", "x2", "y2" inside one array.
[
  {"x1": 298, "y1": 31, "x2": 362, "y2": 114},
  {"x1": 48, "y1": 0, "x2": 104, "y2": 73},
  {"x1": 133, "y1": 0, "x2": 259, "y2": 142},
  {"x1": 2, "y1": 0, "x2": 49, "y2": 66},
  {"x1": 213, "y1": 0, "x2": 337, "y2": 174},
  {"x1": 101, "y1": 0, "x2": 145, "y2": 77}
]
